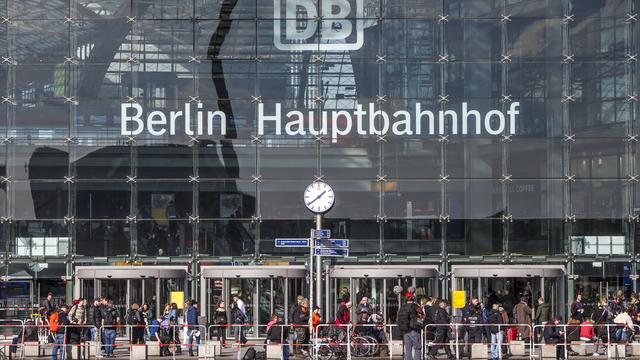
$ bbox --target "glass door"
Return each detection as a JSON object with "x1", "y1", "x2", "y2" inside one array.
[
  {"x1": 228, "y1": 278, "x2": 256, "y2": 337},
  {"x1": 99, "y1": 279, "x2": 127, "y2": 337},
  {"x1": 258, "y1": 279, "x2": 271, "y2": 335}
]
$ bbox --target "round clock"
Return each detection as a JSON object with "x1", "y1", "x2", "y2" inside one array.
[{"x1": 304, "y1": 181, "x2": 335, "y2": 214}]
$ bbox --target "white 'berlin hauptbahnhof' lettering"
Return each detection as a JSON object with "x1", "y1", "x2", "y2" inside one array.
[{"x1": 121, "y1": 102, "x2": 520, "y2": 140}]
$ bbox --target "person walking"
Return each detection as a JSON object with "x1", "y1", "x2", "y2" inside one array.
[
  {"x1": 232, "y1": 294, "x2": 247, "y2": 345},
  {"x1": 186, "y1": 300, "x2": 200, "y2": 356},
  {"x1": 50, "y1": 304, "x2": 71, "y2": 360},
  {"x1": 428, "y1": 299, "x2": 453, "y2": 359}
]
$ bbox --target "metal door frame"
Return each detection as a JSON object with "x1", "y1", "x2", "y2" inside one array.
[
  {"x1": 451, "y1": 264, "x2": 566, "y2": 318},
  {"x1": 328, "y1": 265, "x2": 439, "y2": 322},
  {"x1": 200, "y1": 265, "x2": 306, "y2": 335}
]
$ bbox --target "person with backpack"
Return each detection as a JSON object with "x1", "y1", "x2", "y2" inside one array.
[
  {"x1": 232, "y1": 294, "x2": 247, "y2": 344},
  {"x1": 68, "y1": 298, "x2": 87, "y2": 350},
  {"x1": 50, "y1": 304, "x2": 71, "y2": 360},
  {"x1": 101, "y1": 298, "x2": 119, "y2": 358},
  {"x1": 428, "y1": 299, "x2": 453, "y2": 359},
  {"x1": 127, "y1": 303, "x2": 145, "y2": 345},
  {"x1": 397, "y1": 293, "x2": 422, "y2": 360}
]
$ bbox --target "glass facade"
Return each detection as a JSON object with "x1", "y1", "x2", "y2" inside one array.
[{"x1": 0, "y1": 0, "x2": 638, "y2": 310}]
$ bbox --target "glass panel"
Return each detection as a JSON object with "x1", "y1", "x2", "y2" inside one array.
[
  {"x1": 76, "y1": 220, "x2": 131, "y2": 256},
  {"x1": 258, "y1": 279, "x2": 271, "y2": 334},
  {"x1": 228, "y1": 278, "x2": 255, "y2": 336},
  {"x1": 207, "y1": 278, "x2": 224, "y2": 325},
  {"x1": 100, "y1": 279, "x2": 127, "y2": 337}
]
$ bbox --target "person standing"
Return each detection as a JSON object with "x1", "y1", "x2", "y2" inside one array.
[
  {"x1": 214, "y1": 300, "x2": 228, "y2": 345},
  {"x1": 266, "y1": 315, "x2": 290, "y2": 360},
  {"x1": 397, "y1": 293, "x2": 422, "y2": 360},
  {"x1": 294, "y1": 298, "x2": 310, "y2": 356},
  {"x1": 186, "y1": 300, "x2": 200, "y2": 357},
  {"x1": 513, "y1": 297, "x2": 532, "y2": 340},
  {"x1": 543, "y1": 316, "x2": 566, "y2": 359},
  {"x1": 41, "y1": 292, "x2": 56, "y2": 318},
  {"x1": 126, "y1": 303, "x2": 145, "y2": 345},
  {"x1": 87, "y1": 298, "x2": 103, "y2": 342},
  {"x1": 335, "y1": 301, "x2": 351, "y2": 326},
  {"x1": 68, "y1": 298, "x2": 87, "y2": 350},
  {"x1": 570, "y1": 294, "x2": 584, "y2": 321},
  {"x1": 487, "y1": 303, "x2": 503, "y2": 360},
  {"x1": 51, "y1": 304, "x2": 71, "y2": 360},
  {"x1": 535, "y1": 297, "x2": 551, "y2": 342},
  {"x1": 101, "y1": 298, "x2": 119, "y2": 358},
  {"x1": 459, "y1": 297, "x2": 481, "y2": 357}
]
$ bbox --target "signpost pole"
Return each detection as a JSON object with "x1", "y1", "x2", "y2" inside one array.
[{"x1": 315, "y1": 214, "x2": 322, "y2": 314}]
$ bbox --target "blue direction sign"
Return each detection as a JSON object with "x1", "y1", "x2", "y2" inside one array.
[
  {"x1": 315, "y1": 248, "x2": 349, "y2": 257},
  {"x1": 312, "y1": 229, "x2": 331, "y2": 238},
  {"x1": 275, "y1": 238, "x2": 310, "y2": 248},
  {"x1": 315, "y1": 239, "x2": 349, "y2": 248}
]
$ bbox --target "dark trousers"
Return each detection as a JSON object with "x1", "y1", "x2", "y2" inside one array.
[{"x1": 430, "y1": 329, "x2": 452, "y2": 357}]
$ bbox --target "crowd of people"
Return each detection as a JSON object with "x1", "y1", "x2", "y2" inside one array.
[
  {"x1": 393, "y1": 288, "x2": 640, "y2": 360},
  {"x1": 35, "y1": 292, "x2": 202, "y2": 358},
  {"x1": 10, "y1": 288, "x2": 640, "y2": 360}
]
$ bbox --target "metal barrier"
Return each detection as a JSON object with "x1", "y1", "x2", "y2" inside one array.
[
  {"x1": 3, "y1": 320, "x2": 638, "y2": 359},
  {"x1": 532, "y1": 323, "x2": 640, "y2": 359},
  {"x1": 425, "y1": 323, "x2": 534, "y2": 360},
  {"x1": 207, "y1": 323, "x2": 305, "y2": 360},
  {"x1": 315, "y1": 323, "x2": 415, "y2": 360}
]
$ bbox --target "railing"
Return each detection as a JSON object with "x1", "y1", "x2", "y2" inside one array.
[
  {"x1": 532, "y1": 323, "x2": 640, "y2": 360},
  {"x1": 1, "y1": 321, "x2": 639, "y2": 359},
  {"x1": 425, "y1": 323, "x2": 534, "y2": 360}
]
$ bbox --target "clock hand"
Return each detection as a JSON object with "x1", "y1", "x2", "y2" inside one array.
[{"x1": 308, "y1": 190, "x2": 326, "y2": 205}]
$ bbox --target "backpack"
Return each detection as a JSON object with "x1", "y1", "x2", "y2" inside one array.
[
  {"x1": 126, "y1": 310, "x2": 141, "y2": 325},
  {"x1": 49, "y1": 312, "x2": 61, "y2": 333},
  {"x1": 102, "y1": 308, "x2": 115, "y2": 326},
  {"x1": 397, "y1": 303, "x2": 415, "y2": 332},
  {"x1": 242, "y1": 347, "x2": 256, "y2": 360}
]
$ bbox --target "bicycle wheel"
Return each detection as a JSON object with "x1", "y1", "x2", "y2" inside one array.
[
  {"x1": 361, "y1": 336, "x2": 379, "y2": 356},
  {"x1": 317, "y1": 344, "x2": 334, "y2": 360},
  {"x1": 350, "y1": 336, "x2": 369, "y2": 357}
]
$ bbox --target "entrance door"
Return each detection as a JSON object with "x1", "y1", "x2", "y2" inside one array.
[
  {"x1": 75, "y1": 266, "x2": 189, "y2": 337},
  {"x1": 328, "y1": 265, "x2": 439, "y2": 324},
  {"x1": 201, "y1": 265, "x2": 306, "y2": 337},
  {"x1": 452, "y1": 265, "x2": 565, "y2": 320}
]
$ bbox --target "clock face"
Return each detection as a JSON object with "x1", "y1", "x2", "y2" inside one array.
[{"x1": 304, "y1": 182, "x2": 335, "y2": 214}]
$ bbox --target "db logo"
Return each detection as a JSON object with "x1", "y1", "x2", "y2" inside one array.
[{"x1": 274, "y1": 0, "x2": 364, "y2": 51}]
